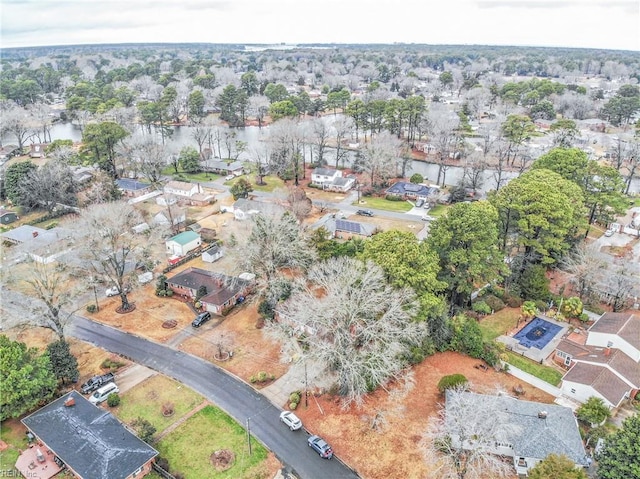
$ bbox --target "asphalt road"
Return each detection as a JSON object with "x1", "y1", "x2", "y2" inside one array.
[{"x1": 68, "y1": 315, "x2": 360, "y2": 479}]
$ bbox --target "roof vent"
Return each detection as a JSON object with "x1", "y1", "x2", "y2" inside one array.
[
  {"x1": 64, "y1": 397, "x2": 75, "y2": 407},
  {"x1": 538, "y1": 411, "x2": 547, "y2": 419}
]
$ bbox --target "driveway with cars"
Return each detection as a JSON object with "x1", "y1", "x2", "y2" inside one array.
[{"x1": 67, "y1": 315, "x2": 360, "y2": 479}]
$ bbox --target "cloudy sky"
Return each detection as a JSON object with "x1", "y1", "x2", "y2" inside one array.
[{"x1": 1, "y1": 0, "x2": 638, "y2": 51}]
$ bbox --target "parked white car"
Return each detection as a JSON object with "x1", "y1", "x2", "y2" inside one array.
[
  {"x1": 105, "y1": 285, "x2": 130, "y2": 297},
  {"x1": 225, "y1": 174, "x2": 235, "y2": 181},
  {"x1": 279, "y1": 411, "x2": 302, "y2": 431}
]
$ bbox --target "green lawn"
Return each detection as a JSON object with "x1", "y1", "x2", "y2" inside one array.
[
  {"x1": 505, "y1": 351, "x2": 563, "y2": 386},
  {"x1": 115, "y1": 375, "x2": 203, "y2": 434},
  {"x1": 427, "y1": 204, "x2": 449, "y2": 217},
  {"x1": 478, "y1": 309, "x2": 520, "y2": 341},
  {"x1": 353, "y1": 196, "x2": 413, "y2": 212},
  {"x1": 156, "y1": 405, "x2": 271, "y2": 479},
  {"x1": 249, "y1": 175, "x2": 286, "y2": 192},
  {"x1": 1, "y1": 422, "x2": 28, "y2": 473}
]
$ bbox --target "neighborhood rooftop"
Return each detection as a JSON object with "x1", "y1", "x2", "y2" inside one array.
[
  {"x1": 588, "y1": 312, "x2": 640, "y2": 350},
  {"x1": 22, "y1": 391, "x2": 158, "y2": 479}
]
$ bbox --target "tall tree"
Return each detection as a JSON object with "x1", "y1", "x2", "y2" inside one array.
[
  {"x1": 362, "y1": 131, "x2": 402, "y2": 187},
  {"x1": 422, "y1": 388, "x2": 517, "y2": 479},
  {"x1": 77, "y1": 202, "x2": 151, "y2": 312},
  {"x1": 17, "y1": 162, "x2": 78, "y2": 213},
  {"x1": 0, "y1": 335, "x2": 57, "y2": 421},
  {"x1": 187, "y1": 90, "x2": 206, "y2": 123},
  {"x1": 361, "y1": 230, "x2": 445, "y2": 318},
  {"x1": 81, "y1": 121, "x2": 129, "y2": 178},
  {"x1": 276, "y1": 257, "x2": 424, "y2": 408},
  {"x1": 501, "y1": 114, "x2": 535, "y2": 166},
  {"x1": 595, "y1": 414, "x2": 640, "y2": 479},
  {"x1": 491, "y1": 169, "x2": 585, "y2": 266},
  {"x1": 427, "y1": 201, "x2": 507, "y2": 309},
  {"x1": 46, "y1": 339, "x2": 79, "y2": 385},
  {"x1": 3, "y1": 161, "x2": 37, "y2": 205},
  {"x1": 549, "y1": 119, "x2": 580, "y2": 148},
  {"x1": 576, "y1": 396, "x2": 611, "y2": 427}
]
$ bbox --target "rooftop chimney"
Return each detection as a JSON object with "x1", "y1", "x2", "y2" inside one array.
[
  {"x1": 64, "y1": 397, "x2": 75, "y2": 407},
  {"x1": 538, "y1": 411, "x2": 547, "y2": 419},
  {"x1": 605, "y1": 348, "x2": 611, "y2": 356}
]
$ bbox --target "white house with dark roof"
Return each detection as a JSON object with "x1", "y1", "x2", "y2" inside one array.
[
  {"x1": 115, "y1": 178, "x2": 153, "y2": 198},
  {"x1": 1, "y1": 225, "x2": 73, "y2": 264},
  {"x1": 385, "y1": 181, "x2": 436, "y2": 200},
  {"x1": 311, "y1": 167, "x2": 355, "y2": 192},
  {"x1": 232, "y1": 198, "x2": 286, "y2": 221},
  {"x1": 19, "y1": 391, "x2": 157, "y2": 479},
  {"x1": 446, "y1": 391, "x2": 587, "y2": 475},
  {"x1": 555, "y1": 312, "x2": 640, "y2": 408},
  {"x1": 164, "y1": 180, "x2": 202, "y2": 198}
]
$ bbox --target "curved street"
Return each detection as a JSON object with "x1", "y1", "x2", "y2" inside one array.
[{"x1": 67, "y1": 315, "x2": 360, "y2": 479}]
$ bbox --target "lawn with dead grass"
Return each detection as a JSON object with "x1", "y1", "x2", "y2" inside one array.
[{"x1": 294, "y1": 351, "x2": 553, "y2": 479}]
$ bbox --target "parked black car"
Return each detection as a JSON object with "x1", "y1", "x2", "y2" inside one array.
[
  {"x1": 192, "y1": 311, "x2": 212, "y2": 328},
  {"x1": 80, "y1": 372, "x2": 115, "y2": 394},
  {"x1": 356, "y1": 209, "x2": 374, "y2": 217}
]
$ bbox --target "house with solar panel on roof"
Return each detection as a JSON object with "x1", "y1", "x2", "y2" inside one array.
[
  {"x1": 385, "y1": 181, "x2": 437, "y2": 201},
  {"x1": 313, "y1": 217, "x2": 376, "y2": 240},
  {"x1": 17, "y1": 391, "x2": 158, "y2": 479}
]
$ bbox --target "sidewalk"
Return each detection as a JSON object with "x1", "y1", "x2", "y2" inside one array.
[{"x1": 261, "y1": 358, "x2": 334, "y2": 408}]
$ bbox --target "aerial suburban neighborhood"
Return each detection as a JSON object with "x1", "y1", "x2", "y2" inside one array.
[{"x1": 1, "y1": 7, "x2": 640, "y2": 479}]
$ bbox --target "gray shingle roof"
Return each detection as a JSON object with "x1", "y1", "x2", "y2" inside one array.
[
  {"x1": 115, "y1": 179, "x2": 151, "y2": 191},
  {"x1": 589, "y1": 313, "x2": 640, "y2": 351},
  {"x1": 312, "y1": 167, "x2": 338, "y2": 177},
  {"x1": 447, "y1": 391, "x2": 587, "y2": 466},
  {"x1": 563, "y1": 363, "x2": 632, "y2": 407},
  {"x1": 22, "y1": 391, "x2": 157, "y2": 479}
]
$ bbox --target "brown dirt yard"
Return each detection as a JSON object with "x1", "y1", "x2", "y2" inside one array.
[{"x1": 293, "y1": 351, "x2": 554, "y2": 479}]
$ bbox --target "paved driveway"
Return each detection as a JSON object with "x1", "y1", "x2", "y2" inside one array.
[{"x1": 68, "y1": 315, "x2": 359, "y2": 479}]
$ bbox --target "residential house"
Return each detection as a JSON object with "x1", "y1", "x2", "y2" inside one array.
[
  {"x1": 115, "y1": 179, "x2": 153, "y2": 198},
  {"x1": 163, "y1": 180, "x2": 202, "y2": 198},
  {"x1": 71, "y1": 166, "x2": 95, "y2": 185},
  {"x1": 0, "y1": 144, "x2": 20, "y2": 162},
  {"x1": 162, "y1": 181, "x2": 214, "y2": 206},
  {"x1": 331, "y1": 218, "x2": 376, "y2": 239},
  {"x1": 29, "y1": 143, "x2": 47, "y2": 158},
  {"x1": 153, "y1": 206, "x2": 186, "y2": 228},
  {"x1": 202, "y1": 244, "x2": 223, "y2": 263},
  {"x1": 232, "y1": 198, "x2": 286, "y2": 221},
  {"x1": 555, "y1": 313, "x2": 640, "y2": 409},
  {"x1": 165, "y1": 267, "x2": 252, "y2": 314},
  {"x1": 204, "y1": 160, "x2": 245, "y2": 176},
  {"x1": 326, "y1": 176, "x2": 356, "y2": 192},
  {"x1": 19, "y1": 391, "x2": 158, "y2": 479},
  {"x1": 385, "y1": 182, "x2": 436, "y2": 200},
  {"x1": 446, "y1": 391, "x2": 587, "y2": 475},
  {"x1": 165, "y1": 231, "x2": 201, "y2": 257},
  {"x1": 311, "y1": 167, "x2": 342, "y2": 185},
  {"x1": 1, "y1": 225, "x2": 73, "y2": 264},
  {"x1": 0, "y1": 208, "x2": 19, "y2": 225}
]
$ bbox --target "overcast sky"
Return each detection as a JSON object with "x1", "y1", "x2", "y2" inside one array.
[{"x1": 1, "y1": 0, "x2": 639, "y2": 51}]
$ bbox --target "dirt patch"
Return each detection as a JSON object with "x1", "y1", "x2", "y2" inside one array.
[
  {"x1": 210, "y1": 449, "x2": 235, "y2": 471},
  {"x1": 294, "y1": 351, "x2": 553, "y2": 479},
  {"x1": 179, "y1": 302, "x2": 288, "y2": 383},
  {"x1": 89, "y1": 284, "x2": 195, "y2": 342}
]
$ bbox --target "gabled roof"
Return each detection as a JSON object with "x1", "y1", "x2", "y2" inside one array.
[
  {"x1": 589, "y1": 312, "x2": 640, "y2": 351},
  {"x1": 233, "y1": 199, "x2": 286, "y2": 217},
  {"x1": 312, "y1": 167, "x2": 339, "y2": 177},
  {"x1": 0, "y1": 208, "x2": 17, "y2": 217},
  {"x1": 207, "y1": 160, "x2": 244, "y2": 171},
  {"x1": 115, "y1": 179, "x2": 151, "y2": 191},
  {"x1": 563, "y1": 363, "x2": 631, "y2": 407},
  {"x1": 386, "y1": 182, "x2": 434, "y2": 196},
  {"x1": 556, "y1": 339, "x2": 640, "y2": 387},
  {"x1": 167, "y1": 230, "x2": 200, "y2": 245},
  {"x1": 447, "y1": 391, "x2": 586, "y2": 466},
  {"x1": 166, "y1": 267, "x2": 249, "y2": 306},
  {"x1": 1, "y1": 225, "x2": 49, "y2": 244},
  {"x1": 22, "y1": 391, "x2": 157, "y2": 479},
  {"x1": 165, "y1": 180, "x2": 197, "y2": 192},
  {"x1": 334, "y1": 219, "x2": 375, "y2": 236}
]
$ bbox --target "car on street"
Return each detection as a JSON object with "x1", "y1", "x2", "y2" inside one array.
[
  {"x1": 308, "y1": 435, "x2": 333, "y2": 459},
  {"x1": 604, "y1": 229, "x2": 614, "y2": 237},
  {"x1": 191, "y1": 311, "x2": 211, "y2": 328},
  {"x1": 80, "y1": 372, "x2": 115, "y2": 394},
  {"x1": 421, "y1": 214, "x2": 435, "y2": 221},
  {"x1": 279, "y1": 411, "x2": 302, "y2": 430},
  {"x1": 356, "y1": 209, "x2": 374, "y2": 217}
]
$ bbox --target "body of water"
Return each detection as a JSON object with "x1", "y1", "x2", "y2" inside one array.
[{"x1": 3, "y1": 120, "x2": 638, "y2": 195}]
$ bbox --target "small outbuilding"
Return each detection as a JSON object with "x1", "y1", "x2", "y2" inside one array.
[
  {"x1": 0, "y1": 208, "x2": 19, "y2": 225},
  {"x1": 165, "y1": 230, "x2": 201, "y2": 257},
  {"x1": 202, "y1": 244, "x2": 223, "y2": 263}
]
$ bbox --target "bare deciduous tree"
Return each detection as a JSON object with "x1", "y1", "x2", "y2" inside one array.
[
  {"x1": 276, "y1": 257, "x2": 424, "y2": 408},
  {"x1": 333, "y1": 115, "x2": 354, "y2": 168},
  {"x1": 17, "y1": 162, "x2": 78, "y2": 213},
  {"x1": 0, "y1": 101, "x2": 34, "y2": 150},
  {"x1": 561, "y1": 242, "x2": 607, "y2": 300},
  {"x1": 20, "y1": 260, "x2": 77, "y2": 339},
  {"x1": 76, "y1": 202, "x2": 153, "y2": 312},
  {"x1": 362, "y1": 131, "x2": 402, "y2": 187},
  {"x1": 421, "y1": 388, "x2": 517, "y2": 479}
]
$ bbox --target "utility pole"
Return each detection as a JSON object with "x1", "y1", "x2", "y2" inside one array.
[
  {"x1": 304, "y1": 361, "x2": 308, "y2": 408},
  {"x1": 246, "y1": 418, "x2": 252, "y2": 455}
]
